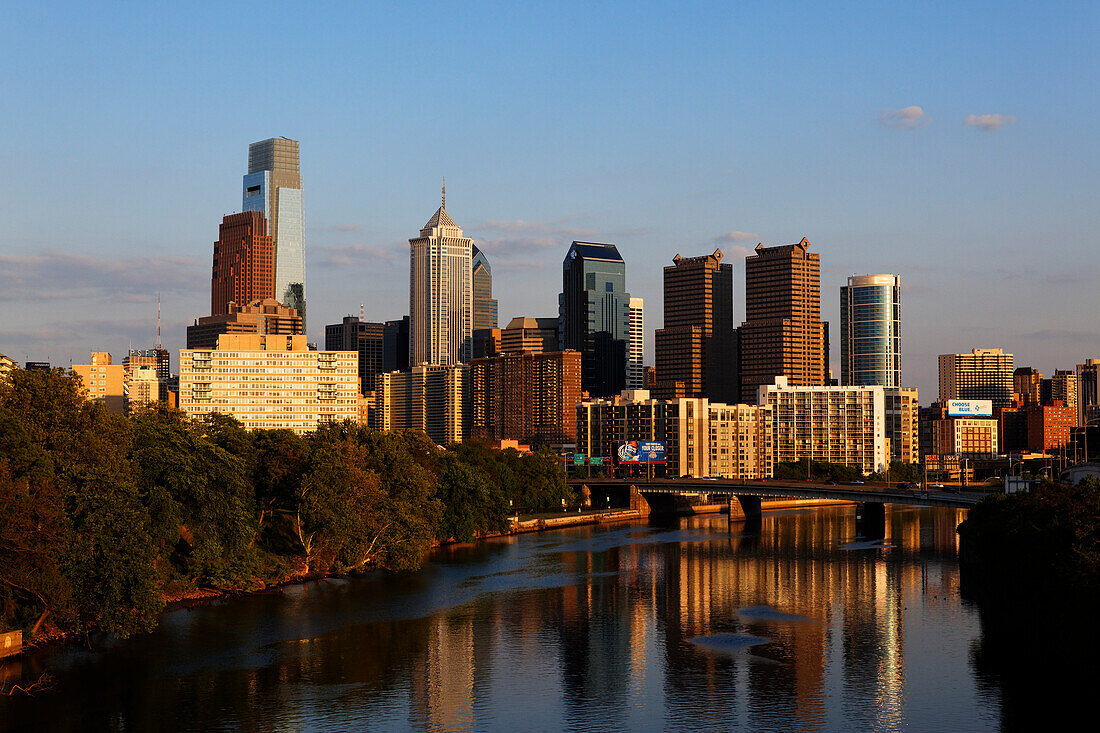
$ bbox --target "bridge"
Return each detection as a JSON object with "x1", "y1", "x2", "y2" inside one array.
[{"x1": 569, "y1": 477, "x2": 981, "y2": 536}]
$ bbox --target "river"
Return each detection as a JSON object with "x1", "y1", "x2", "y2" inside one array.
[{"x1": 0, "y1": 505, "x2": 1092, "y2": 731}]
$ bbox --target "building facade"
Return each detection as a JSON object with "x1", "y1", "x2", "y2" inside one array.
[
  {"x1": 500, "y1": 317, "x2": 558, "y2": 354},
  {"x1": 374, "y1": 364, "x2": 467, "y2": 446},
  {"x1": 0, "y1": 353, "x2": 16, "y2": 383},
  {"x1": 1027, "y1": 402, "x2": 1076, "y2": 452},
  {"x1": 885, "y1": 387, "x2": 920, "y2": 465},
  {"x1": 628, "y1": 297, "x2": 645, "y2": 390},
  {"x1": 559, "y1": 241, "x2": 631, "y2": 398},
  {"x1": 840, "y1": 274, "x2": 901, "y2": 387},
  {"x1": 938, "y1": 348, "x2": 1014, "y2": 409},
  {"x1": 242, "y1": 137, "x2": 306, "y2": 325},
  {"x1": 178, "y1": 334, "x2": 357, "y2": 434},
  {"x1": 210, "y1": 211, "x2": 274, "y2": 317},
  {"x1": 471, "y1": 245, "x2": 498, "y2": 331},
  {"x1": 654, "y1": 250, "x2": 737, "y2": 402},
  {"x1": 739, "y1": 239, "x2": 826, "y2": 403},
  {"x1": 72, "y1": 352, "x2": 125, "y2": 413},
  {"x1": 325, "y1": 316, "x2": 384, "y2": 394},
  {"x1": 409, "y1": 186, "x2": 473, "y2": 366},
  {"x1": 1052, "y1": 369, "x2": 1079, "y2": 423},
  {"x1": 383, "y1": 316, "x2": 411, "y2": 373},
  {"x1": 1076, "y1": 359, "x2": 1100, "y2": 426},
  {"x1": 1013, "y1": 367, "x2": 1042, "y2": 405},
  {"x1": 187, "y1": 299, "x2": 303, "y2": 349},
  {"x1": 932, "y1": 418, "x2": 999, "y2": 458},
  {"x1": 469, "y1": 350, "x2": 581, "y2": 445},
  {"x1": 575, "y1": 390, "x2": 773, "y2": 479},
  {"x1": 758, "y1": 377, "x2": 887, "y2": 475}
]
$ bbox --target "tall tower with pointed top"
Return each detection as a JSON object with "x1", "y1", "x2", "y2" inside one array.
[{"x1": 409, "y1": 183, "x2": 474, "y2": 366}]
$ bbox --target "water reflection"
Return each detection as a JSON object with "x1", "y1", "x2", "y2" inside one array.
[{"x1": 1, "y1": 505, "x2": 1025, "y2": 732}]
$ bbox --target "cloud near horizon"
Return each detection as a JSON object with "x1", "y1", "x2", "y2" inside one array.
[
  {"x1": 879, "y1": 106, "x2": 930, "y2": 129},
  {"x1": 0, "y1": 251, "x2": 204, "y2": 303},
  {"x1": 964, "y1": 114, "x2": 1016, "y2": 131},
  {"x1": 309, "y1": 242, "x2": 402, "y2": 268}
]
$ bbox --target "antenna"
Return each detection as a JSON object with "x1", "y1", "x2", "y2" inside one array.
[
  {"x1": 360, "y1": 304, "x2": 364, "y2": 320},
  {"x1": 442, "y1": 177, "x2": 446, "y2": 210},
  {"x1": 156, "y1": 293, "x2": 162, "y2": 349}
]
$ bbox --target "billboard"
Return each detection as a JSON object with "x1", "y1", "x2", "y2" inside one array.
[
  {"x1": 617, "y1": 441, "x2": 667, "y2": 464},
  {"x1": 947, "y1": 400, "x2": 993, "y2": 417}
]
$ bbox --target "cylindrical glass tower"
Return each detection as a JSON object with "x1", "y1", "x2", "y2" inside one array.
[{"x1": 840, "y1": 274, "x2": 901, "y2": 387}]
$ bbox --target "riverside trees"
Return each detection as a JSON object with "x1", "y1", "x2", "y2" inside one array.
[{"x1": 0, "y1": 369, "x2": 572, "y2": 641}]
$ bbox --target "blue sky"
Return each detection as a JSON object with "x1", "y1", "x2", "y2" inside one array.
[{"x1": 1, "y1": 1, "x2": 1097, "y2": 399}]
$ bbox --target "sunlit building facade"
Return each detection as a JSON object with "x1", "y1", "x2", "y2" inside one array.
[
  {"x1": 374, "y1": 363, "x2": 467, "y2": 446},
  {"x1": 840, "y1": 274, "x2": 901, "y2": 387},
  {"x1": 72, "y1": 352, "x2": 125, "y2": 414},
  {"x1": 178, "y1": 334, "x2": 357, "y2": 433}
]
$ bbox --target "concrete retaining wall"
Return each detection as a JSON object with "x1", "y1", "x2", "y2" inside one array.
[{"x1": 0, "y1": 630, "x2": 22, "y2": 658}]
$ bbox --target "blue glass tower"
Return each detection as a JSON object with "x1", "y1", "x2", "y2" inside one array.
[{"x1": 840, "y1": 274, "x2": 901, "y2": 387}]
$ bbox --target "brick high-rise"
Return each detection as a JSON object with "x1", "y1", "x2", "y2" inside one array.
[
  {"x1": 654, "y1": 249, "x2": 738, "y2": 402},
  {"x1": 738, "y1": 238, "x2": 826, "y2": 403},
  {"x1": 469, "y1": 350, "x2": 581, "y2": 445},
  {"x1": 210, "y1": 211, "x2": 274, "y2": 317}
]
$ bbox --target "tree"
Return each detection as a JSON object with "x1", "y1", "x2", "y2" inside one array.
[{"x1": 436, "y1": 455, "x2": 509, "y2": 543}]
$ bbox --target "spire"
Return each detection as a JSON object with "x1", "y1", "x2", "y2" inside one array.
[{"x1": 442, "y1": 177, "x2": 446, "y2": 210}]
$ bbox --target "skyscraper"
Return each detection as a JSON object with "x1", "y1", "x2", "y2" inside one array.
[
  {"x1": 409, "y1": 183, "x2": 473, "y2": 366},
  {"x1": 628, "y1": 297, "x2": 645, "y2": 389},
  {"x1": 243, "y1": 137, "x2": 306, "y2": 326},
  {"x1": 325, "y1": 316, "x2": 385, "y2": 394},
  {"x1": 738, "y1": 239, "x2": 826, "y2": 403},
  {"x1": 938, "y1": 348, "x2": 1014, "y2": 408},
  {"x1": 559, "y1": 241, "x2": 631, "y2": 398},
  {"x1": 654, "y1": 250, "x2": 737, "y2": 402},
  {"x1": 840, "y1": 274, "x2": 901, "y2": 387},
  {"x1": 471, "y1": 245, "x2": 498, "y2": 330},
  {"x1": 210, "y1": 211, "x2": 274, "y2": 316},
  {"x1": 1013, "y1": 367, "x2": 1042, "y2": 405}
]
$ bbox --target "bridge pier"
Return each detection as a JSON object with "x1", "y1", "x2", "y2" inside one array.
[
  {"x1": 728, "y1": 495, "x2": 762, "y2": 523},
  {"x1": 629, "y1": 485, "x2": 650, "y2": 516},
  {"x1": 855, "y1": 502, "x2": 886, "y2": 539}
]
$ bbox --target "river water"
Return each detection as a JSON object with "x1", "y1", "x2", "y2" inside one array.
[{"x1": 0, "y1": 505, "x2": 1092, "y2": 731}]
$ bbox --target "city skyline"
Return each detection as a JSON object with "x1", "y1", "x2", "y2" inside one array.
[{"x1": 2, "y1": 3, "x2": 1098, "y2": 401}]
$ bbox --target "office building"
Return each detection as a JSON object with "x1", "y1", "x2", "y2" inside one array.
[
  {"x1": 375, "y1": 364, "x2": 467, "y2": 446},
  {"x1": 383, "y1": 317, "x2": 411, "y2": 373},
  {"x1": 472, "y1": 328, "x2": 501, "y2": 359},
  {"x1": 24, "y1": 362, "x2": 50, "y2": 371},
  {"x1": 758, "y1": 377, "x2": 887, "y2": 475},
  {"x1": 471, "y1": 245, "x2": 497, "y2": 330},
  {"x1": 500, "y1": 317, "x2": 558, "y2": 354},
  {"x1": 1076, "y1": 359, "x2": 1100, "y2": 426},
  {"x1": 1027, "y1": 402, "x2": 1075, "y2": 452},
  {"x1": 325, "y1": 316, "x2": 384, "y2": 394},
  {"x1": 123, "y1": 348, "x2": 170, "y2": 402},
  {"x1": 409, "y1": 184, "x2": 473, "y2": 366},
  {"x1": 126, "y1": 366, "x2": 161, "y2": 408},
  {"x1": 885, "y1": 387, "x2": 920, "y2": 465},
  {"x1": 559, "y1": 241, "x2": 631, "y2": 398},
  {"x1": 179, "y1": 334, "x2": 357, "y2": 434},
  {"x1": 840, "y1": 274, "x2": 901, "y2": 387},
  {"x1": 575, "y1": 390, "x2": 773, "y2": 479},
  {"x1": 739, "y1": 239, "x2": 826, "y2": 403},
  {"x1": 932, "y1": 417, "x2": 999, "y2": 458},
  {"x1": 1052, "y1": 370, "x2": 1078, "y2": 422},
  {"x1": 242, "y1": 137, "x2": 306, "y2": 325},
  {"x1": 654, "y1": 250, "x2": 737, "y2": 402},
  {"x1": 1013, "y1": 367, "x2": 1042, "y2": 405},
  {"x1": 469, "y1": 350, "x2": 581, "y2": 445},
  {"x1": 938, "y1": 348, "x2": 1014, "y2": 408},
  {"x1": 72, "y1": 352, "x2": 125, "y2": 414},
  {"x1": 187, "y1": 299, "x2": 303, "y2": 349},
  {"x1": 210, "y1": 211, "x2": 274, "y2": 317},
  {"x1": 628, "y1": 297, "x2": 645, "y2": 389}
]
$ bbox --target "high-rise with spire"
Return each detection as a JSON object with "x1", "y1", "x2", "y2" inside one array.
[
  {"x1": 409, "y1": 181, "x2": 474, "y2": 366},
  {"x1": 242, "y1": 137, "x2": 306, "y2": 327}
]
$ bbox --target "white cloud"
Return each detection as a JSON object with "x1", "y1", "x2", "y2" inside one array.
[
  {"x1": 879, "y1": 106, "x2": 931, "y2": 129},
  {"x1": 964, "y1": 114, "x2": 1016, "y2": 131},
  {"x1": 309, "y1": 243, "x2": 402, "y2": 268},
  {"x1": 0, "y1": 251, "x2": 203, "y2": 302},
  {"x1": 712, "y1": 231, "x2": 758, "y2": 244}
]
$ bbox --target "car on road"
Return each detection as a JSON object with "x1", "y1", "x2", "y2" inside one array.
[
  {"x1": 846, "y1": 480, "x2": 865, "y2": 485},
  {"x1": 944, "y1": 485, "x2": 960, "y2": 494},
  {"x1": 895, "y1": 482, "x2": 920, "y2": 491},
  {"x1": 929, "y1": 483, "x2": 945, "y2": 490},
  {"x1": 824, "y1": 478, "x2": 838, "y2": 485}
]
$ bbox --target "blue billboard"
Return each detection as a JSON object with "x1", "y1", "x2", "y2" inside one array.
[{"x1": 617, "y1": 441, "x2": 667, "y2": 464}]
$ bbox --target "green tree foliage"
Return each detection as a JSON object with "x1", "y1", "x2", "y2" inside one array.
[
  {"x1": 0, "y1": 372, "x2": 571, "y2": 641},
  {"x1": 957, "y1": 481, "x2": 1100, "y2": 596}
]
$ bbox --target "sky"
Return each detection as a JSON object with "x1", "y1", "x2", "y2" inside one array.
[{"x1": 1, "y1": 1, "x2": 1098, "y2": 400}]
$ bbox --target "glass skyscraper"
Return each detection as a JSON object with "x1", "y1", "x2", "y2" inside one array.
[
  {"x1": 471, "y1": 245, "x2": 498, "y2": 330},
  {"x1": 559, "y1": 241, "x2": 631, "y2": 398},
  {"x1": 840, "y1": 274, "x2": 901, "y2": 387},
  {"x1": 243, "y1": 138, "x2": 306, "y2": 328}
]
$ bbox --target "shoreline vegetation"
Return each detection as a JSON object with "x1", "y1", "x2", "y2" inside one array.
[{"x1": 0, "y1": 368, "x2": 573, "y2": 654}]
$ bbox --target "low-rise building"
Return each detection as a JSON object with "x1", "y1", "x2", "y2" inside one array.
[
  {"x1": 126, "y1": 365, "x2": 161, "y2": 409},
  {"x1": 759, "y1": 377, "x2": 887, "y2": 475},
  {"x1": 1026, "y1": 401, "x2": 1075, "y2": 452},
  {"x1": 576, "y1": 390, "x2": 773, "y2": 479},
  {"x1": 375, "y1": 364, "x2": 466, "y2": 446},
  {"x1": 932, "y1": 417, "x2": 998, "y2": 458},
  {"x1": 178, "y1": 334, "x2": 357, "y2": 433},
  {"x1": 72, "y1": 352, "x2": 125, "y2": 413}
]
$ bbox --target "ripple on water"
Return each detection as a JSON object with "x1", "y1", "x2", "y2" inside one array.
[
  {"x1": 688, "y1": 632, "x2": 770, "y2": 655},
  {"x1": 736, "y1": 605, "x2": 817, "y2": 623}
]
